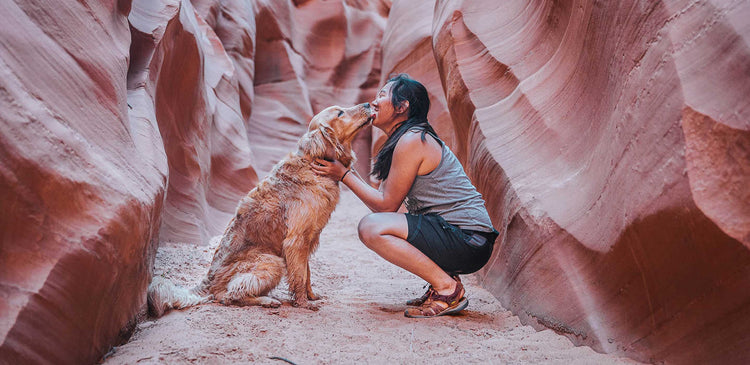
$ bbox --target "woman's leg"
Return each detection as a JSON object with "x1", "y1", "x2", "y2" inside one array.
[{"x1": 358, "y1": 212, "x2": 457, "y2": 295}]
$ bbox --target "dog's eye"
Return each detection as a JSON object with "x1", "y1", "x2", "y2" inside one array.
[{"x1": 337, "y1": 110, "x2": 344, "y2": 117}]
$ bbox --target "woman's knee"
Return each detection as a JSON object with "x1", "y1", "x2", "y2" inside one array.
[
  {"x1": 357, "y1": 214, "x2": 380, "y2": 247},
  {"x1": 358, "y1": 213, "x2": 408, "y2": 250}
]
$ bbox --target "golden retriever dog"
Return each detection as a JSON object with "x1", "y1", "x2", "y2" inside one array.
[{"x1": 148, "y1": 103, "x2": 373, "y2": 316}]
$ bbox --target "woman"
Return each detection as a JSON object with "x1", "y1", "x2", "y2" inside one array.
[{"x1": 312, "y1": 74, "x2": 498, "y2": 318}]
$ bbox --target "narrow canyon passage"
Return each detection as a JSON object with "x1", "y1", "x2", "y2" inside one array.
[
  {"x1": 2, "y1": 1, "x2": 747, "y2": 363},
  {"x1": 104, "y1": 191, "x2": 639, "y2": 364}
]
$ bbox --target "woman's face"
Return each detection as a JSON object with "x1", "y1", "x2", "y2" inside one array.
[{"x1": 371, "y1": 82, "x2": 406, "y2": 133}]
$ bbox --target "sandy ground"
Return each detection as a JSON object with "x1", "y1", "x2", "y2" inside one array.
[{"x1": 104, "y1": 191, "x2": 640, "y2": 365}]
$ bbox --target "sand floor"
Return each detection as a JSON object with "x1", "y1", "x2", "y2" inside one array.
[{"x1": 104, "y1": 190, "x2": 640, "y2": 364}]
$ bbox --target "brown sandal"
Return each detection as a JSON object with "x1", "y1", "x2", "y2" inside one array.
[
  {"x1": 404, "y1": 280, "x2": 468, "y2": 318},
  {"x1": 406, "y1": 275, "x2": 461, "y2": 307},
  {"x1": 406, "y1": 285, "x2": 433, "y2": 306}
]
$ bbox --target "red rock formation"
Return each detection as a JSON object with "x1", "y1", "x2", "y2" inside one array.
[
  {"x1": 1, "y1": 0, "x2": 389, "y2": 363},
  {"x1": 134, "y1": 0, "x2": 389, "y2": 245},
  {"x1": 0, "y1": 0, "x2": 162, "y2": 363},
  {"x1": 137, "y1": 0, "x2": 258, "y2": 244},
  {"x1": 375, "y1": 0, "x2": 454, "y2": 161},
  {"x1": 5, "y1": 0, "x2": 746, "y2": 363},
  {"x1": 246, "y1": 0, "x2": 388, "y2": 178},
  {"x1": 394, "y1": 0, "x2": 749, "y2": 363}
]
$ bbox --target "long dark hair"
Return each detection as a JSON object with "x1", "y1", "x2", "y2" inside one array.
[{"x1": 371, "y1": 74, "x2": 439, "y2": 181}]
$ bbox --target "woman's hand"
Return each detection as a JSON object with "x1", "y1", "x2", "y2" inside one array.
[{"x1": 311, "y1": 158, "x2": 349, "y2": 181}]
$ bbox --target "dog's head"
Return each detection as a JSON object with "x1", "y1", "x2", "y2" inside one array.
[{"x1": 298, "y1": 103, "x2": 373, "y2": 168}]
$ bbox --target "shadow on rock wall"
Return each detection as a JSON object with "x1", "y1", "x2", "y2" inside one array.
[
  {"x1": 1, "y1": 0, "x2": 388, "y2": 363},
  {"x1": 382, "y1": 0, "x2": 750, "y2": 363},
  {"x1": 2, "y1": 0, "x2": 748, "y2": 363}
]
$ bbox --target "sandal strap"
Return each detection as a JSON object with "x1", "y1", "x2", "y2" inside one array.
[
  {"x1": 408, "y1": 299, "x2": 448, "y2": 316},
  {"x1": 427, "y1": 281, "x2": 464, "y2": 306},
  {"x1": 406, "y1": 276, "x2": 462, "y2": 307},
  {"x1": 404, "y1": 296, "x2": 468, "y2": 318},
  {"x1": 406, "y1": 285, "x2": 434, "y2": 306},
  {"x1": 404, "y1": 280, "x2": 467, "y2": 318}
]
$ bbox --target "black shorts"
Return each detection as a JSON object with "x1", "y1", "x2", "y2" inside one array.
[{"x1": 405, "y1": 213, "x2": 498, "y2": 275}]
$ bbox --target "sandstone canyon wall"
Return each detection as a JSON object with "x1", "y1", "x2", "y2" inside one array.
[
  {"x1": 380, "y1": 0, "x2": 750, "y2": 363},
  {"x1": 1, "y1": 0, "x2": 388, "y2": 363},
  {"x1": 1, "y1": 1, "x2": 164, "y2": 363},
  {"x1": 2, "y1": 0, "x2": 749, "y2": 363}
]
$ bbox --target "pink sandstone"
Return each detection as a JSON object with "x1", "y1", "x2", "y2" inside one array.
[
  {"x1": 1, "y1": 0, "x2": 749, "y2": 363},
  {"x1": 420, "y1": 0, "x2": 750, "y2": 363},
  {"x1": 1, "y1": 0, "x2": 389, "y2": 363},
  {"x1": 0, "y1": 0, "x2": 162, "y2": 363}
]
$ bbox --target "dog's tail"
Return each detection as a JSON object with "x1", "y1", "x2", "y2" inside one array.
[{"x1": 147, "y1": 276, "x2": 212, "y2": 317}]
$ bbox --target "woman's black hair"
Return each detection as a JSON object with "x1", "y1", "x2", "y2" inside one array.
[{"x1": 371, "y1": 74, "x2": 439, "y2": 181}]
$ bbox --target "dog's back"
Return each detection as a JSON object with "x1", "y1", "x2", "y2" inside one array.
[
  {"x1": 206, "y1": 155, "x2": 340, "y2": 279},
  {"x1": 147, "y1": 103, "x2": 371, "y2": 315},
  {"x1": 147, "y1": 155, "x2": 340, "y2": 315}
]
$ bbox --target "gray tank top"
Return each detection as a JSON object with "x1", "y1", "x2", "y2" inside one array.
[{"x1": 404, "y1": 140, "x2": 494, "y2": 232}]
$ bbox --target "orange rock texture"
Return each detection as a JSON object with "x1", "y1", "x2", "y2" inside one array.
[
  {"x1": 1, "y1": 0, "x2": 749, "y2": 363},
  {"x1": 381, "y1": 0, "x2": 749, "y2": 363},
  {"x1": 1, "y1": 0, "x2": 387, "y2": 363},
  {"x1": 1, "y1": 1, "x2": 162, "y2": 364}
]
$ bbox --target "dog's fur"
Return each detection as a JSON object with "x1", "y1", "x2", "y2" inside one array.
[{"x1": 148, "y1": 103, "x2": 372, "y2": 316}]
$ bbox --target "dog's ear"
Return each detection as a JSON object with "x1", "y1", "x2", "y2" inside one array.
[
  {"x1": 299, "y1": 128, "x2": 329, "y2": 159},
  {"x1": 319, "y1": 126, "x2": 358, "y2": 168},
  {"x1": 318, "y1": 125, "x2": 343, "y2": 155},
  {"x1": 338, "y1": 148, "x2": 355, "y2": 169},
  {"x1": 300, "y1": 126, "x2": 356, "y2": 167},
  {"x1": 301, "y1": 111, "x2": 357, "y2": 166}
]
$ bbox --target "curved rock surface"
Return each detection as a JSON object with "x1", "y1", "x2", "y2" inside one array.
[
  {"x1": 245, "y1": 0, "x2": 387, "y2": 178},
  {"x1": 374, "y1": 0, "x2": 452, "y2": 158},
  {"x1": 1, "y1": 0, "x2": 388, "y2": 363},
  {"x1": 0, "y1": 1, "x2": 163, "y2": 363},
  {"x1": 131, "y1": 0, "x2": 258, "y2": 244},
  {"x1": 403, "y1": 0, "x2": 748, "y2": 363},
  {"x1": 2, "y1": 0, "x2": 749, "y2": 363}
]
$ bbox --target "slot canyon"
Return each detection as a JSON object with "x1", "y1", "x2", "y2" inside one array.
[{"x1": 1, "y1": 0, "x2": 749, "y2": 363}]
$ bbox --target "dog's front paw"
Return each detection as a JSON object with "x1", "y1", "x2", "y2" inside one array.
[
  {"x1": 303, "y1": 303, "x2": 320, "y2": 311},
  {"x1": 292, "y1": 300, "x2": 320, "y2": 311}
]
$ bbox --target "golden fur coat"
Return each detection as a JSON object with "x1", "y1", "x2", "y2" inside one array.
[{"x1": 148, "y1": 103, "x2": 373, "y2": 315}]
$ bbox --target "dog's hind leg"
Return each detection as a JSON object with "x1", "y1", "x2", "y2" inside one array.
[
  {"x1": 225, "y1": 273, "x2": 281, "y2": 308},
  {"x1": 221, "y1": 254, "x2": 284, "y2": 307}
]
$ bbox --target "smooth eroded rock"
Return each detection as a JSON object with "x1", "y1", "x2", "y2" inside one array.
[
  {"x1": 0, "y1": 0, "x2": 163, "y2": 363},
  {"x1": 404, "y1": 0, "x2": 750, "y2": 362}
]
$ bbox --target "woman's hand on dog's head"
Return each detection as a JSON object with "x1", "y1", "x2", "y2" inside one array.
[{"x1": 311, "y1": 158, "x2": 349, "y2": 181}]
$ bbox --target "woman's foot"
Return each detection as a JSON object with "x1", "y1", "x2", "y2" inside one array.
[
  {"x1": 406, "y1": 275, "x2": 460, "y2": 307},
  {"x1": 404, "y1": 279, "x2": 467, "y2": 318},
  {"x1": 406, "y1": 285, "x2": 433, "y2": 306}
]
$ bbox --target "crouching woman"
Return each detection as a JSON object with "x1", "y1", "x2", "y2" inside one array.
[{"x1": 312, "y1": 74, "x2": 498, "y2": 318}]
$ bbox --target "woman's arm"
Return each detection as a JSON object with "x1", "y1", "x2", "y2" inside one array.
[{"x1": 312, "y1": 132, "x2": 428, "y2": 212}]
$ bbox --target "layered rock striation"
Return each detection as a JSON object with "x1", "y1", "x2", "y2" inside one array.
[
  {"x1": 1, "y1": 0, "x2": 388, "y2": 363},
  {"x1": 2, "y1": 0, "x2": 749, "y2": 363},
  {"x1": 379, "y1": 0, "x2": 749, "y2": 363},
  {"x1": 1, "y1": 1, "x2": 163, "y2": 363}
]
